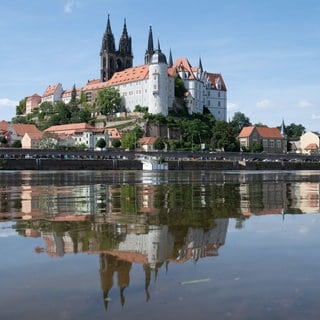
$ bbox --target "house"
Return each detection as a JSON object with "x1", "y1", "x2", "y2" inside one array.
[
  {"x1": 138, "y1": 137, "x2": 157, "y2": 152},
  {"x1": 41, "y1": 83, "x2": 64, "y2": 104},
  {"x1": 44, "y1": 123, "x2": 108, "y2": 150},
  {"x1": 300, "y1": 131, "x2": 320, "y2": 154},
  {"x1": 21, "y1": 131, "x2": 43, "y2": 149},
  {"x1": 105, "y1": 128, "x2": 123, "y2": 147},
  {"x1": 61, "y1": 87, "x2": 82, "y2": 104},
  {"x1": 26, "y1": 94, "x2": 41, "y2": 114},
  {"x1": 0, "y1": 121, "x2": 42, "y2": 146},
  {"x1": 238, "y1": 126, "x2": 286, "y2": 153}
]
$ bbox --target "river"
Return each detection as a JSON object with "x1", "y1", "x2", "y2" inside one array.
[{"x1": 1, "y1": 170, "x2": 320, "y2": 319}]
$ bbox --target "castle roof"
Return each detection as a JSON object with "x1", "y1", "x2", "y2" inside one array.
[
  {"x1": 170, "y1": 57, "x2": 196, "y2": 79},
  {"x1": 107, "y1": 65, "x2": 149, "y2": 86},
  {"x1": 43, "y1": 83, "x2": 62, "y2": 97},
  {"x1": 206, "y1": 73, "x2": 227, "y2": 91}
]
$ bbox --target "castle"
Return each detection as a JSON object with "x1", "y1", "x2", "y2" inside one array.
[{"x1": 26, "y1": 16, "x2": 227, "y2": 120}]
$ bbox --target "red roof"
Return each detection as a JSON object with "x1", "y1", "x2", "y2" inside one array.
[
  {"x1": 45, "y1": 123, "x2": 96, "y2": 135},
  {"x1": 305, "y1": 143, "x2": 318, "y2": 150},
  {"x1": 43, "y1": 83, "x2": 61, "y2": 97},
  {"x1": 12, "y1": 124, "x2": 42, "y2": 137},
  {"x1": 139, "y1": 137, "x2": 157, "y2": 145},
  {"x1": 107, "y1": 65, "x2": 149, "y2": 86},
  {"x1": 238, "y1": 126, "x2": 283, "y2": 139},
  {"x1": 206, "y1": 73, "x2": 227, "y2": 91}
]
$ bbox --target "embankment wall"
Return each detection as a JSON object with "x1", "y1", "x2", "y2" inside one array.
[{"x1": 1, "y1": 159, "x2": 320, "y2": 171}]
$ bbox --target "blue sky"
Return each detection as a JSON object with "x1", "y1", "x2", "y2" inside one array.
[{"x1": 0, "y1": 0, "x2": 319, "y2": 131}]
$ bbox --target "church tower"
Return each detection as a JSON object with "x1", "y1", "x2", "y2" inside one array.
[
  {"x1": 118, "y1": 19, "x2": 133, "y2": 71},
  {"x1": 144, "y1": 26, "x2": 154, "y2": 64},
  {"x1": 100, "y1": 16, "x2": 133, "y2": 82}
]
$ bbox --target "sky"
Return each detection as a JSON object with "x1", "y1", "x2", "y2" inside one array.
[{"x1": 0, "y1": 0, "x2": 319, "y2": 131}]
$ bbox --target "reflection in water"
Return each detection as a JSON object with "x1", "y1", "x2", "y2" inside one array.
[{"x1": 2, "y1": 170, "x2": 320, "y2": 318}]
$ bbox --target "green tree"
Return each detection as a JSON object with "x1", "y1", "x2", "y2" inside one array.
[
  {"x1": 0, "y1": 136, "x2": 8, "y2": 146},
  {"x1": 96, "y1": 87, "x2": 121, "y2": 118},
  {"x1": 285, "y1": 123, "x2": 305, "y2": 139},
  {"x1": 70, "y1": 84, "x2": 77, "y2": 106},
  {"x1": 96, "y1": 138, "x2": 106, "y2": 150},
  {"x1": 11, "y1": 140, "x2": 22, "y2": 148},
  {"x1": 251, "y1": 141, "x2": 263, "y2": 153},
  {"x1": 121, "y1": 131, "x2": 137, "y2": 150},
  {"x1": 16, "y1": 98, "x2": 27, "y2": 115},
  {"x1": 38, "y1": 133, "x2": 59, "y2": 149},
  {"x1": 211, "y1": 121, "x2": 240, "y2": 151},
  {"x1": 231, "y1": 112, "x2": 251, "y2": 134},
  {"x1": 174, "y1": 76, "x2": 187, "y2": 98},
  {"x1": 153, "y1": 137, "x2": 165, "y2": 150},
  {"x1": 112, "y1": 139, "x2": 121, "y2": 148}
]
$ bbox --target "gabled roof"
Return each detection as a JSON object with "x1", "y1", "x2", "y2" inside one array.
[
  {"x1": 206, "y1": 73, "x2": 227, "y2": 91},
  {"x1": 238, "y1": 126, "x2": 284, "y2": 139},
  {"x1": 24, "y1": 131, "x2": 43, "y2": 140},
  {"x1": 43, "y1": 83, "x2": 62, "y2": 97},
  {"x1": 12, "y1": 124, "x2": 42, "y2": 137},
  {"x1": 170, "y1": 57, "x2": 197, "y2": 80}
]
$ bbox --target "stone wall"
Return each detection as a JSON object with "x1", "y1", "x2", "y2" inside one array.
[{"x1": 1, "y1": 159, "x2": 320, "y2": 171}]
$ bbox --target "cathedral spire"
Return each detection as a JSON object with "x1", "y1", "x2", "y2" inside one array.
[
  {"x1": 168, "y1": 49, "x2": 173, "y2": 67},
  {"x1": 119, "y1": 18, "x2": 132, "y2": 57},
  {"x1": 101, "y1": 14, "x2": 115, "y2": 53},
  {"x1": 145, "y1": 26, "x2": 154, "y2": 64},
  {"x1": 199, "y1": 57, "x2": 203, "y2": 73}
]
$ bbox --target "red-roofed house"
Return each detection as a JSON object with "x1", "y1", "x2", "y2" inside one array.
[
  {"x1": 45, "y1": 122, "x2": 108, "y2": 150},
  {"x1": 105, "y1": 128, "x2": 123, "y2": 147},
  {"x1": 21, "y1": 131, "x2": 43, "y2": 149},
  {"x1": 300, "y1": 131, "x2": 320, "y2": 154},
  {"x1": 0, "y1": 121, "x2": 42, "y2": 146},
  {"x1": 41, "y1": 83, "x2": 64, "y2": 104},
  {"x1": 238, "y1": 126, "x2": 286, "y2": 153},
  {"x1": 26, "y1": 94, "x2": 41, "y2": 114},
  {"x1": 61, "y1": 87, "x2": 82, "y2": 104},
  {"x1": 138, "y1": 136, "x2": 157, "y2": 152}
]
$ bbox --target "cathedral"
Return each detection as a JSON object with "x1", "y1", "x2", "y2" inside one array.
[
  {"x1": 29, "y1": 16, "x2": 227, "y2": 121},
  {"x1": 100, "y1": 15, "x2": 133, "y2": 82},
  {"x1": 82, "y1": 15, "x2": 227, "y2": 120}
]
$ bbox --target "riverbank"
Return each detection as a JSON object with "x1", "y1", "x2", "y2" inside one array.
[{"x1": 1, "y1": 158, "x2": 320, "y2": 170}]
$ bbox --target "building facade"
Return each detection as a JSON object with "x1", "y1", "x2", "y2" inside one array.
[{"x1": 238, "y1": 126, "x2": 286, "y2": 153}]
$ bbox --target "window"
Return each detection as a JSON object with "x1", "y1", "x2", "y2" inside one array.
[{"x1": 276, "y1": 140, "x2": 282, "y2": 149}]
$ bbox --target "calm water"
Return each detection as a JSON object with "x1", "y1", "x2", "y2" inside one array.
[{"x1": 1, "y1": 170, "x2": 320, "y2": 320}]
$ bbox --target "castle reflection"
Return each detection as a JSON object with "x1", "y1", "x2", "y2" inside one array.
[{"x1": 2, "y1": 170, "x2": 320, "y2": 311}]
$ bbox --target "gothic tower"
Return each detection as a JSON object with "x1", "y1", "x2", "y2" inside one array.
[
  {"x1": 100, "y1": 16, "x2": 133, "y2": 82},
  {"x1": 144, "y1": 26, "x2": 154, "y2": 64}
]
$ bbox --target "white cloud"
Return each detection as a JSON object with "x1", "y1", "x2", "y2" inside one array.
[
  {"x1": 311, "y1": 114, "x2": 320, "y2": 120},
  {"x1": 298, "y1": 99, "x2": 313, "y2": 108},
  {"x1": 0, "y1": 98, "x2": 18, "y2": 121},
  {"x1": 0, "y1": 98, "x2": 18, "y2": 108},
  {"x1": 64, "y1": 0, "x2": 74, "y2": 13},
  {"x1": 256, "y1": 99, "x2": 275, "y2": 109}
]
